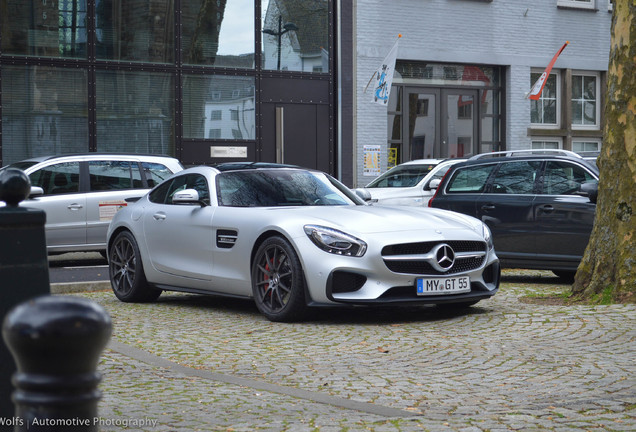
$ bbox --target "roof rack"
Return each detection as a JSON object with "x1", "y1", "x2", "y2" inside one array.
[{"x1": 468, "y1": 149, "x2": 583, "y2": 161}]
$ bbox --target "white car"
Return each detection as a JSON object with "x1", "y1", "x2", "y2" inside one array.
[
  {"x1": 0, "y1": 154, "x2": 183, "y2": 254},
  {"x1": 107, "y1": 165, "x2": 500, "y2": 322},
  {"x1": 356, "y1": 158, "x2": 466, "y2": 206}
]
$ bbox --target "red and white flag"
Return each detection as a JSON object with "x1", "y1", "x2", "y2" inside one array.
[{"x1": 527, "y1": 41, "x2": 569, "y2": 100}]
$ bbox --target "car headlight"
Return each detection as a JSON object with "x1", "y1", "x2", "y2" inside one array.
[
  {"x1": 304, "y1": 225, "x2": 367, "y2": 257},
  {"x1": 482, "y1": 223, "x2": 494, "y2": 250}
]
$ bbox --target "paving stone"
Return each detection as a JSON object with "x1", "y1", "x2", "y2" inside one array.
[{"x1": 52, "y1": 269, "x2": 636, "y2": 431}]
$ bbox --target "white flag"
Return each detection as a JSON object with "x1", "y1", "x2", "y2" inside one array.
[{"x1": 371, "y1": 38, "x2": 400, "y2": 106}]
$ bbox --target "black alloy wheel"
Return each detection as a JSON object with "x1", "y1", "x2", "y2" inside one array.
[
  {"x1": 109, "y1": 230, "x2": 161, "y2": 302},
  {"x1": 251, "y1": 236, "x2": 307, "y2": 322}
]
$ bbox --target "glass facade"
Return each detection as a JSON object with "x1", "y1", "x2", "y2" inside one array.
[
  {"x1": 0, "y1": 0, "x2": 332, "y2": 166},
  {"x1": 96, "y1": 70, "x2": 174, "y2": 154},
  {"x1": 1, "y1": 65, "x2": 88, "y2": 163}
]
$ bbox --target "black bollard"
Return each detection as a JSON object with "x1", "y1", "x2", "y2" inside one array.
[
  {"x1": 2, "y1": 296, "x2": 112, "y2": 431},
  {"x1": 0, "y1": 168, "x2": 51, "y2": 419}
]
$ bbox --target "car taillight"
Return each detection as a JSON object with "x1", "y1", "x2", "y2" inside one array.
[{"x1": 428, "y1": 170, "x2": 449, "y2": 207}]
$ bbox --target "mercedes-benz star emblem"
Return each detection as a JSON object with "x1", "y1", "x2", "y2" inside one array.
[{"x1": 433, "y1": 244, "x2": 455, "y2": 272}]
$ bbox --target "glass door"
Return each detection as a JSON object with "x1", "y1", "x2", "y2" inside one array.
[
  {"x1": 441, "y1": 89, "x2": 479, "y2": 158},
  {"x1": 404, "y1": 88, "x2": 440, "y2": 161},
  {"x1": 397, "y1": 88, "x2": 480, "y2": 163}
]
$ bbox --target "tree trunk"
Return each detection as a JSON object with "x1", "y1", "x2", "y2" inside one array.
[{"x1": 572, "y1": 1, "x2": 636, "y2": 303}]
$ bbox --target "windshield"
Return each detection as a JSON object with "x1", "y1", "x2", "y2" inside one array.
[
  {"x1": 217, "y1": 169, "x2": 361, "y2": 207},
  {"x1": 0, "y1": 161, "x2": 38, "y2": 172},
  {"x1": 366, "y1": 164, "x2": 438, "y2": 188}
]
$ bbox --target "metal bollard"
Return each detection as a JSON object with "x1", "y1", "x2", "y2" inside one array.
[
  {"x1": 0, "y1": 168, "x2": 51, "y2": 418},
  {"x1": 2, "y1": 296, "x2": 112, "y2": 431}
]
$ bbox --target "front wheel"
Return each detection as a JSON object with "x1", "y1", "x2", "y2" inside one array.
[
  {"x1": 251, "y1": 236, "x2": 308, "y2": 322},
  {"x1": 109, "y1": 230, "x2": 161, "y2": 302}
]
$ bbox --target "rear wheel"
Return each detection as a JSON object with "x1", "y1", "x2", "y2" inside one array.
[
  {"x1": 109, "y1": 231, "x2": 161, "y2": 302},
  {"x1": 251, "y1": 236, "x2": 307, "y2": 322}
]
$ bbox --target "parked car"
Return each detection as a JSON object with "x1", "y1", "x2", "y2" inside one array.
[
  {"x1": 428, "y1": 149, "x2": 599, "y2": 280},
  {"x1": 355, "y1": 158, "x2": 466, "y2": 206},
  {"x1": 578, "y1": 151, "x2": 600, "y2": 167},
  {"x1": 0, "y1": 154, "x2": 183, "y2": 255},
  {"x1": 107, "y1": 165, "x2": 500, "y2": 322}
]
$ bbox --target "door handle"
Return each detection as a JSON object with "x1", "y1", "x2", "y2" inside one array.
[
  {"x1": 481, "y1": 204, "x2": 496, "y2": 211},
  {"x1": 153, "y1": 213, "x2": 167, "y2": 221},
  {"x1": 67, "y1": 203, "x2": 83, "y2": 210},
  {"x1": 539, "y1": 205, "x2": 554, "y2": 214},
  {"x1": 276, "y1": 106, "x2": 284, "y2": 164}
]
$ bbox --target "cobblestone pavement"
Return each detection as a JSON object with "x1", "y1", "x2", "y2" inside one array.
[{"x1": 65, "y1": 270, "x2": 635, "y2": 431}]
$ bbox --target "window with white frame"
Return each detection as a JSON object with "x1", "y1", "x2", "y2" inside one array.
[
  {"x1": 572, "y1": 72, "x2": 600, "y2": 129},
  {"x1": 532, "y1": 138, "x2": 562, "y2": 150},
  {"x1": 530, "y1": 71, "x2": 560, "y2": 127},
  {"x1": 557, "y1": 0, "x2": 595, "y2": 10},
  {"x1": 572, "y1": 139, "x2": 601, "y2": 153}
]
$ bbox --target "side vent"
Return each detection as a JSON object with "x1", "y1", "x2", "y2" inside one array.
[{"x1": 216, "y1": 229, "x2": 238, "y2": 249}]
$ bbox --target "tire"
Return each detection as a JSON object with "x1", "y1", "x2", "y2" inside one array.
[
  {"x1": 251, "y1": 236, "x2": 308, "y2": 322},
  {"x1": 552, "y1": 270, "x2": 576, "y2": 283},
  {"x1": 109, "y1": 231, "x2": 161, "y2": 302}
]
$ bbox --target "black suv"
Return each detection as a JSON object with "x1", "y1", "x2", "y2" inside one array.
[{"x1": 428, "y1": 150, "x2": 599, "y2": 280}]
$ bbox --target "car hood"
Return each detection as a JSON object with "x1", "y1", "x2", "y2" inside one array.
[{"x1": 273, "y1": 205, "x2": 482, "y2": 236}]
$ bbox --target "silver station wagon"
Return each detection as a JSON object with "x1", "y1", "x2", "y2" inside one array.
[{"x1": 0, "y1": 153, "x2": 183, "y2": 255}]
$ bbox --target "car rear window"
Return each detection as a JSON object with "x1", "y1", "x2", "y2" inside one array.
[
  {"x1": 366, "y1": 164, "x2": 437, "y2": 188},
  {"x1": 446, "y1": 164, "x2": 495, "y2": 193}
]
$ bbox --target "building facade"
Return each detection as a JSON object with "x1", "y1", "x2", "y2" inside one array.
[
  {"x1": 354, "y1": 0, "x2": 612, "y2": 186},
  {"x1": 0, "y1": 0, "x2": 349, "y2": 177},
  {"x1": 1, "y1": 0, "x2": 613, "y2": 189}
]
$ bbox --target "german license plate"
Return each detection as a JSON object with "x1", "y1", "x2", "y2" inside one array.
[{"x1": 416, "y1": 276, "x2": 470, "y2": 295}]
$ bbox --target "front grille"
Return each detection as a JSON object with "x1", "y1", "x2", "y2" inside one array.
[
  {"x1": 382, "y1": 241, "x2": 485, "y2": 256},
  {"x1": 382, "y1": 240, "x2": 486, "y2": 275}
]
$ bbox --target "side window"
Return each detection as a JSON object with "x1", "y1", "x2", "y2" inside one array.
[
  {"x1": 141, "y1": 162, "x2": 174, "y2": 187},
  {"x1": 489, "y1": 161, "x2": 542, "y2": 194},
  {"x1": 542, "y1": 161, "x2": 596, "y2": 195},
  {"x1": 29, "y1": 162, "x2": 80, "y2": 195},
  {"x1": 446, "y1": 164, "x2": 495, "y2": 193},
  {"x1": 149, "y1": 175, "x2": 189, "y2": 204},
  {"x1": 186, "y1": 174, "x2": 210, "y2": 205},
  {"x1": 148, "y1": 179, "x2": 173, "y2": 204},
  {"x1": 89, "y1": 161, "x2": 134, "y2": 191}
]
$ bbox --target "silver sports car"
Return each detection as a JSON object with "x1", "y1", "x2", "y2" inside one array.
[{"x1": 107, "y1": 165, "x2": 500, "y2": 322}]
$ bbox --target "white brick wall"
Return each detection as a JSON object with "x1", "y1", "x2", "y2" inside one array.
[{"x1": 354, "y1": 0, "x2": 612, "y2": 186}]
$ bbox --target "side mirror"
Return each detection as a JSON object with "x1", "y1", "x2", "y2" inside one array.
[
  {"x1": 428, "y1": 179, "x2": 441, "y2": 190},
  {"x1": 29, "y1": 186, "x2": 44, "y2": 198},
  {"x1": 354, "y1": 188, "x2": 372, "y2": 202},
  {"x1": 172, "y1": 188, "x2": 206, "y2": 206},
  {"x1": 578, "y1": 181, "x2": 598, "y2": 204}
]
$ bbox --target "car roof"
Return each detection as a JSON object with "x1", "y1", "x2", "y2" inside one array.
[
  {"x1": 213, "y1": 162, "x2": 301, "y2": 171},
  {"x1": 399, "y1": 158, "x2": 447, "y2": 166},
  {"x1": 7, "y1": 153, "x2": 180, "y2": 164},
  {"x1": 451, "y1": 150, "x2": 599, "y2": 174}
]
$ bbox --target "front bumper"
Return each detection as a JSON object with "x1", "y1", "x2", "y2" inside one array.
[{"x1": 296, "y1": 231, "x2": 500, "y2": 306}]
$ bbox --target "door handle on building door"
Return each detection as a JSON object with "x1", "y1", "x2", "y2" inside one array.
[{"x1": 276, "y1": 107, "x2": 285, "y2": 164}]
